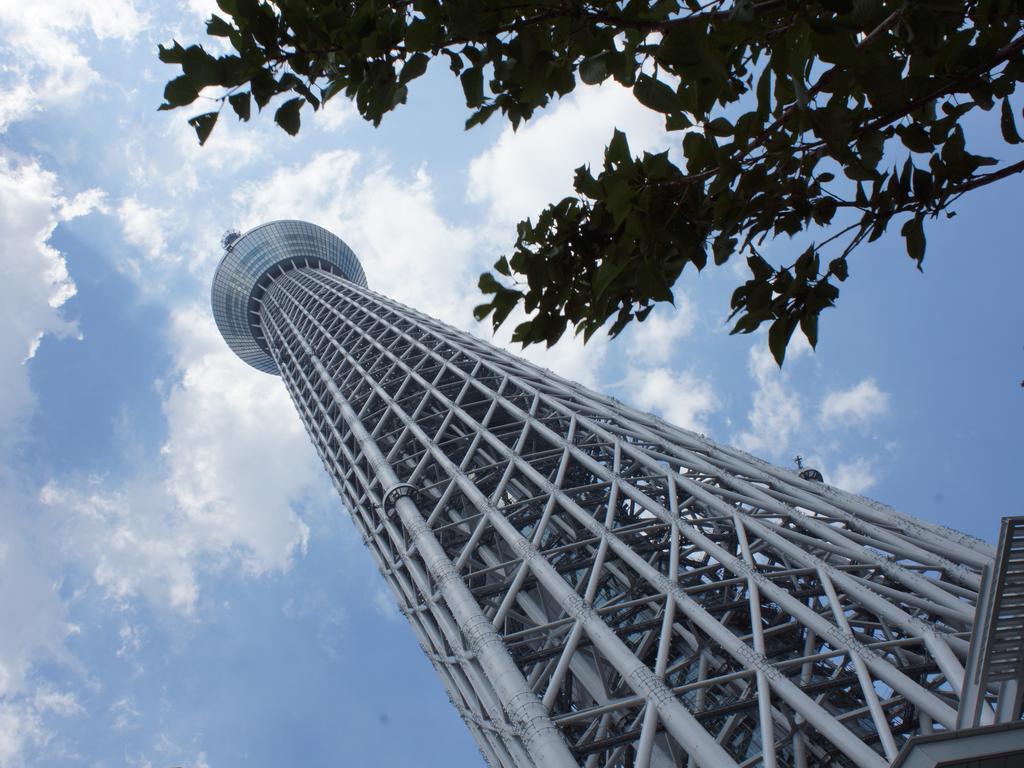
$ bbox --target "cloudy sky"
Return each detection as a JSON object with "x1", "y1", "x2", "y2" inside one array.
[{"x1": 0, "y1": 3, "x2": 1021, "y2": 767}]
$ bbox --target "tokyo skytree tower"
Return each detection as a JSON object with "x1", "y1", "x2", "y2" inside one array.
[{"x1": 212, "y1": 220, "x2": 1023, "y2": 768}]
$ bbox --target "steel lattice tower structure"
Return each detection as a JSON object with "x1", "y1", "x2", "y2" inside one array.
[{"x1": 212, "y1": 221, "x2": 1023, "y2": 768}]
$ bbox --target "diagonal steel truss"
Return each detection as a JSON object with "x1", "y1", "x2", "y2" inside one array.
[{"x1": 252, "y1": 264, "x2": 1004, "y2": 768}]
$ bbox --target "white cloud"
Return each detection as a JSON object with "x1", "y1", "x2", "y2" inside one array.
[
  {"x1": 819, "y1": 378, "x2": 889, "y2": 428},
  {"x1": 232, "y1": 149, "x2": 610, "y2": 385},
  {"x1": 628, "y1": 367, "x2": 718, "y2": 434},
  {"x1": 626, "y1": 299, "x2": 697, "y2": 366},
  {"x1": 327, "y1": 165, "x2": 481, "y2": 328},
  {"x1": 0, "y1": 156, "x2": 103, "y2": 450},
  {"x1": 168, "y1": 116, "x2": 268, "y2": 194},
  {"x1": 832, "y1": 457, "x2": 879, "y2": 495},
  {"x1": 467, "y1": 83, "x2": 670, "y2": 235},
  {"x1": 0, "y1": 485, "x2": 71, "y2": 702},
  {"x1": 120, "y1": 116, "x2": 268, "y2": 204},
  {"x1": 0, "y1": 697, "x2": 45, "y2": 765},
  {"x1": 0, "y1": 156, "x2": 101, "y2": 766},
  {"x1": 118, "y1": 198, "x2": 176, "y2": 267},
  {"x1": 116, "y1": 624, "x2": 142, "y2": 660},
  {"x1": 0, "y1": 686, "x2": 80, "y2": 766},
  {"x1": 235, "y1": 151, "x2": 482, "y2": 326},
  {"x1": 0, "y1": 0, "x2": 146, "y2": 130},
  {"x1": 28, "y1": 689, "x2": 80, "y2": 718},
  {"x1": 733, "y1": 343, "x2": 888, "y2": 486},
  {"x1": 39, "y1": 304, "x2": 327, "y2": 615},
  {"x1": 315, "y1": 98, "x2": 357, "y2": 132},
  {"x1": 186, "y1": 0, "x2": 220, "y2": 20},
  {"x1": 161, "y1": 305, "x2": 321, "y2": 577},
  {"x1": 735, "y1": 343, "x2": 807, "y2": 457},
  {"x1": 370, "y1": 587, "x2": 401, "y2": 622},
  {"x1": 110, "y1": 696, "x2": 140, "y2": 731},
  {"x1": 40, "y1": 480, "x2": 203, "y2": 614},
  {"x1": 125, "y1": 735, "x2": 210, "y2": 768}
]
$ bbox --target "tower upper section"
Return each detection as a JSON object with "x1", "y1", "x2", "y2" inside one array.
[{"x1": 211, "y1": 220, "x2": 367, "y2": 374}]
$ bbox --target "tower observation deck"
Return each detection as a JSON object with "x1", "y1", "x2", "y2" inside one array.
[{"x1": 212, "y1": 220, "x2": 1023, "y2": 768}]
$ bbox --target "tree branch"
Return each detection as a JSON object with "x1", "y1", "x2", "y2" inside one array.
[
  {"x1": 945, "y1": 157, "x2": 1024, "y2": 196},
  {"x1": 861, "y1": 33, "x2": 1024, "y2": 137}
]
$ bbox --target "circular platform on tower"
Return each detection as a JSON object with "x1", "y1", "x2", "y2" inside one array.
[{"x1": 211, "y1": 220, "x2": 367, "y2": 375}]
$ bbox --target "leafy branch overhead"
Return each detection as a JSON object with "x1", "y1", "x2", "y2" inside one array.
[{"x1": 160, "y1": 0, "x2": 1024, "y2": 365}]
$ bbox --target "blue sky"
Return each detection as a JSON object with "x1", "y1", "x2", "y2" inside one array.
[{"x1": 0, "y1": 3, "x2": 1021, "y2": 767}]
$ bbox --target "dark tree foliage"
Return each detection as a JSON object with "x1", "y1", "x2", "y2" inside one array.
[{"x1": 159, "y1": 0, "x2": 1024, "y2": 364}]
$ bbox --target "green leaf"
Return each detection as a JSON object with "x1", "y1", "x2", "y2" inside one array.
[
  {"x1": 279, "y1": 73, "x2": 318, "y2": 107},
  {"x1": 897, "y1": 124, "x2": 932, "y2": 153},
  {"x1": 159, "y1": 74, "x2": 200, "y2": 109},
  {"x1": 633, "y1": 74, "x2": 679, "y2": 115},
  {"x1": 712, "y1": 234, "x2": 737, "y2": 265},
  {"x1": 800, "y1": 312, "x2": 819, "y2": 349},
  {"x1": 755, "y1": 67, "x2": 771, "y2": 118},
  {"x1": 399, "y1": 52, "x2": 429, "y2": 85},
  {"x1": 637, "y1": 259, "x2": 673, "y2": 303},
  {"x1": 593, "y1": 258, "x2": 630, "y2": 300},
  {"x1": 682, "y1": 132, "x2": 713, "y2": 172},
  {"x1": 857, "y1": 131, "x2": 884, "y2": 171},
  {"x1": 1001, "y1": 98, "x2": 1021, "y2": 144},
  {"x1": 250, "y1": 68, "x2": 278, "y2": 109},
  {"x1": 665, "y1": 112, "x2": 693, "y2": 131},
  {"x1": 843, "y1": 160, "x2": 877, "y2": 181},
  {"x1": 813, "y1": 196, "x2": 838, "y2": 225},
  {"x1": 768, "y1": 315, "x2": 797, "y2": 366},
  {"x1": 603, "y1": 176, "x2": 633, "y2": 228},
  {"x1": 901, "y1": 215, "x2": 926, "y2": 264},
  {"x1": 228, "y1": 91, "x2": 251, "y2": 121},
  {"x1": 828, "y1": 256, "x2": 848, "y2": 281},
  {"x1": 579, "y1": 52, "x2": 610, "y2": 85},
  {"x1": 747, "y1": 253, "x2": 774, "y2": 281},
  {"x1": 274, "y1": 97, "x2": 302, "y2": 135},
  {"x1": 460, "y1": 67, "x2": 484, "y2": 108},
  {"x1": 172, "y1": 44, "x2": 222, "y2": 85},
  {"x1": 465, "y1": 103, "x2": 497, "y2": 129},
  {"x1": 187, "y1": 111, "x2": 218, "y2": 145},
  {"x1": 605, "y1": 129, "x2": 631, "y2": 167},
  {"x1": 483, "y1": 280, "x2": 520, "y2": 326},
  {"x1": 153, "y1": 0, "x2": 1005, "y2": 358},
  {"x1": 912, "y1": 168, "x2": 932, "y2": 200},
  {"x1": 573, "y1": 166, "x2": 601, "y2": 199},
  {"x1": 657, "y1": 27, "x2": 703, "y2": 68},
  {"x1": 405, "y1": 19, "x2": 437, "y2": 52},
  {"x1": 706, "y1": 117, "x2": 733, "y2": 137},
  {"x1": 206, "y1": 14, "x2": 233, "y2": 37},
  {"x1": 444, "y1": 50, "x2": 464, "y2": 75},
  {"x1": 478, "y1": 272, "x2": 503, "y2": 294},
  {"x1": 158, "y1": 41, "x2": 187, "y2": 64}
]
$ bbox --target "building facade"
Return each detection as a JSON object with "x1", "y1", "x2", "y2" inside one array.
[{"x1": 212, "y1": 221, "x2": 1022, "y2": 768}]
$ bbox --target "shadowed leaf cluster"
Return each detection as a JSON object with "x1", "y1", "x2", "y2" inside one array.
[{"x1": 159, "y1": 0, "x2": 1024, "y2": 364}]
